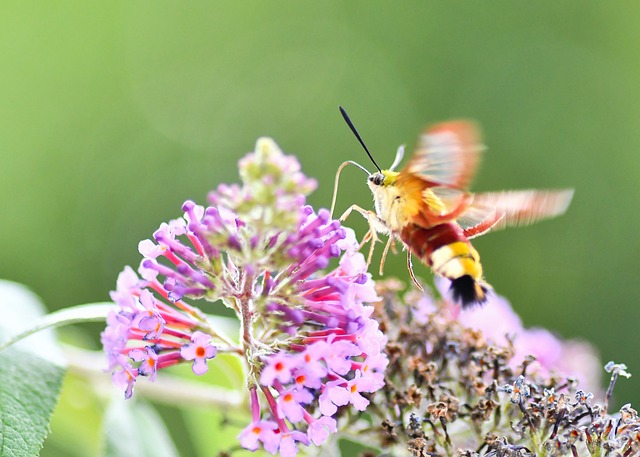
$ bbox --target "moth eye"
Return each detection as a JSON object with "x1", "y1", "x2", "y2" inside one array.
[{"x1": 369, "y1": 174, "x2": 384, "y2": 186}]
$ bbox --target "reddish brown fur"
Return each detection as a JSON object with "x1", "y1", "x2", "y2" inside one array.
[
  {"x1": 400, "y1": 222, "x2": 468, "y2": 265},
  {"x1": 401, "y1": 222, "x2": 487, "y2": 306}
]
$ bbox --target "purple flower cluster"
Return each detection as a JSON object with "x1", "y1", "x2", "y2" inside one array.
[
  {"x1": 239, "y1": 240, "x2": 387, "y2": 455},
  {"x1": 102, "y1": 138, "x2": 387, "y2": 456}
]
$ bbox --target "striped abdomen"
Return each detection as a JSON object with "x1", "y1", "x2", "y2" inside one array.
[{"x1": 400, "y1": 222, "x2": 489, "y2": 307}]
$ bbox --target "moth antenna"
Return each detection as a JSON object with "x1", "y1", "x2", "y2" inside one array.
[
  {"x1": 330, "y1": 160, "x2": 371, "y2": 219},
  {"x1": 339, "y1": 106, "x2": 382, "y2": 173},
  {"x1": 389, "y1": 144, "x2": 405, "y2": 171}
]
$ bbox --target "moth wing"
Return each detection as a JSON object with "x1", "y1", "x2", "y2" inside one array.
[
  {"x1": 458, "y1": 189, "x2": 574, "y2": 239},
  {"x1": 403, "y1": 120, "x2": 484, "y2": 190}
]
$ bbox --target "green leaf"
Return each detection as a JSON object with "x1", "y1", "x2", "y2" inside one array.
[
  {"x1": 0, "y1": 280, "x2": 66, "y2": 457},
  {"x1": 102, "y1": 400, "x2": 180, "y2": 457},
  {"x1": 0, "y1": 348, "x2": 66, "y2": 457}
]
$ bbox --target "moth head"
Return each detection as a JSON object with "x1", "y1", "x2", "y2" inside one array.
[{"x1": 368, "y1": 170, "x2": 399, "y2": 190}]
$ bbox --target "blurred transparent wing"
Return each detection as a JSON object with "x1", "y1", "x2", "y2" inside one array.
[
  {"x1": 458, "y1": 189, "x2": 574, "y2": 239},
  {"x1": 394, "y1": 180, "x2": 478, "y2": 229},
  {"x1": 404, "y1": 120, "x2": 484, "y2": 190}
]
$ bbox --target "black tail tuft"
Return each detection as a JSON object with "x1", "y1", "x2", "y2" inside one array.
[{"x1": 449, "y1": 275, "x2": 489, "y2": 308}]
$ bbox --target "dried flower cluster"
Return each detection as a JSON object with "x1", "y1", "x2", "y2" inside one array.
[
  {"x1": 102, "y1": 139, "x2": 387, "y2": 456},
  {"x1": 357, "y1": 280, "x2": 639, "y2": 457},
  {"x1": 432, "y1": 277, "x2": 603, "y2": 396}
]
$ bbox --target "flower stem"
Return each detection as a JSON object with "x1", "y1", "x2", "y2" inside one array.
[{"x1": 239, "y1": 271, "x2": 255, "y2": 352}]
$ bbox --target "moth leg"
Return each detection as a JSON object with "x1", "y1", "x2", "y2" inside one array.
[
  {"x1": 339, "y1": 204, "x2": 376, "y2": 224},
  {"x1": 390, "y1": 238, "x2": 398, "y2": 254},
  {"x1": 359, "y1": 229, "x2": 379, "y2": 267},
  {"x1": 358, "y1": 229, "x2": 372, "y2": 250},
  {"x1": 339, "y1": 204, "x2": 386, "y2": 267},
  {"x1": 366, "y1": 233, "x2": 379, "y2": 267},
  {"x1": 379, "y1": 233, "x2": 396, "y2": 275},
  {"x1": 406, "y1": 251, "x2": 423, "y2": 291}
]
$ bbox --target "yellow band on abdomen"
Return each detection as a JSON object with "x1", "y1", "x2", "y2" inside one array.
[{"x1": 431, "y1": 241, "x2": 483, "y2": 280}]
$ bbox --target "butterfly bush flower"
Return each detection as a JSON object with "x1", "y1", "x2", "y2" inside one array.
[{"x1": 102, "y1": 138, "x2": 387, "y2": 456}]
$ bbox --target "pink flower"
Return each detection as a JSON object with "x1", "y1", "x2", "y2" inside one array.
[
  {"x1": 180, "y1": 331, "x2": 217, "y2": 375},
  {"x1": 129, "y1": 346, "x2": 158, "y2": 381},
  {"x1": 238, "y1": 420, "x2": 278, "y2": 452},
  {"x1": 111, "y1": 354, "x2": 138, "y2": 399},
  {"x1": 276, "y1": 431, "x2": 309, "y2": 457},
  {"x1": 260, "y1": 352, "x2": 298, "y2": 386},
  {"x1": 345, "y1": 371, "x2": 371, "y2": 411},
  {"x1": 307, "y1": 416, "x2": 337, "y2": 446},
  {"x1": 277, "y1": 388, "x2": 313, "y2": 422},
  {"x1": 307, "y1": 339, "x2": 360, "y2": 376},
  {"x1": 319, "y1": 380, "x2": 351, "y2": 416}
]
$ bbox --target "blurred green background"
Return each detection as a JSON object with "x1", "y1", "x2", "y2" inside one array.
[{"x1": 1, "y1": 2, "x2": 638, "y2": 455}]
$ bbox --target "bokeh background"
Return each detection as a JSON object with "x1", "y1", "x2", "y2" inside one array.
[{"x1": 1, "y1": 2, "x2": 638, "y2": 456}]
